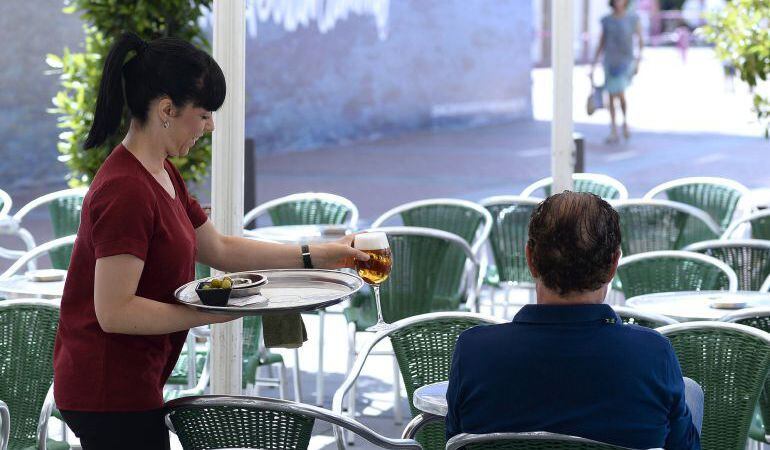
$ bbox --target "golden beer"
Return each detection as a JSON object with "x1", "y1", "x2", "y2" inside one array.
[
  {"x1": 356, "y1": 248, "x2": 392, "y2": 285},
  {"x1": 354, "y1": 231, "x2": 393, "y2": 331}
]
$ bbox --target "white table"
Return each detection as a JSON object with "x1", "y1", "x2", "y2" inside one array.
[
  {"x1": 0, "y1": 275, "x2": 64, "y2": 299},
  {"x1": 244, "y1": 225, "x2": 351, "y2": 244},
  {"x1": 626, "y1": 291, "x2": 770, "y2": 321}
]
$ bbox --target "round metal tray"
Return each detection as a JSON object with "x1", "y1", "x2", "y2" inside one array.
[{"x1": 174, "y1": 269, "x2": 363, "y2": 315}]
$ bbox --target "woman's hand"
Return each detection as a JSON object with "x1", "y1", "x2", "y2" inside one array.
[{"x1": 311, "y1": 234, "x2": 370, "y2": 269}]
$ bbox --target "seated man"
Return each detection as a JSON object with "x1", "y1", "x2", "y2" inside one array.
[{"x1": 446, "y1": 191, "x2": 700, "y2": 450}]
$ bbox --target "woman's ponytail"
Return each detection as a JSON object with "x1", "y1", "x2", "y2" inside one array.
[{"x1": 83, "y1": 32, "x2": 146, "y2": 150}]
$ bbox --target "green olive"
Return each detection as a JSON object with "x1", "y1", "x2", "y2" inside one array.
[
  {"x1": 209, "y1": 278, "x2": 222, "y2": 288},
  {"x1": 221, "y1": 279, "x2": 232, "y2": 289}
]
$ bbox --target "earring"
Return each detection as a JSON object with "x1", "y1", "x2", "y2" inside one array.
[{"x1": 163, "y1": 121, "x2": 169, "y2": 129}]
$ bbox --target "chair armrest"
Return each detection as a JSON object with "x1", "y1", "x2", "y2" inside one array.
[
  {"x1": 0, "y1": 399, "x2": 8, "y2": 450},
  {"x1": 37, "y1": 384, "x2": 56, "y2": 450}
]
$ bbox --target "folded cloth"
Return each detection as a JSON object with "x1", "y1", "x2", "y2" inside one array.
[{"x1": 262, "y1": 313, "x2": 307, "y2": 348}]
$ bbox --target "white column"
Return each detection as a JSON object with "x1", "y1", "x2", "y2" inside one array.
[
  {"x1": 551, "y1": 0, "x2": 574, "y2": 193},
  {"x1": 211, "y1": 0, "x2": 246, "y2": 395}
]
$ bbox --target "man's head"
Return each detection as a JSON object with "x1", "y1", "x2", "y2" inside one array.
[{"x1": 526, "y1": 191, "x2": 621, "y2": 301}]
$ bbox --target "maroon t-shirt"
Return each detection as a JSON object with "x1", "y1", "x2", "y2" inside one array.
[{"x1": 54, "y1": 144, "x2": 208, "y2": 411}]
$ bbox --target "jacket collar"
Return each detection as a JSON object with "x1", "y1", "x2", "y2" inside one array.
[{"x1": 512, "y1": 303, "x2": 620, "y2": 325}]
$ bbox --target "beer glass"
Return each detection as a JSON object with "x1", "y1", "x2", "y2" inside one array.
[{"x1": 354, "y1": 232, "x2": 393, "y2": 331}]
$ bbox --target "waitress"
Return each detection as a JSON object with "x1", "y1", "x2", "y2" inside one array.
[{"x1": 53, "y1": 32, "x2": 368, "y2": 449}]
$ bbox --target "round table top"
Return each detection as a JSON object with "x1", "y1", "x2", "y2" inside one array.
[
  {"x1": 413, "y1": 381, "x2": 448, "y2": 417},
  {"x1": 243, "y1": 225, "x2": 351, "y2": 244},
  {"x1": 626, "y1": 291, "x2": 770, "y2": 321},
  {"x1": 0, "y1": 275, "x2": 64, "y2": 299}
]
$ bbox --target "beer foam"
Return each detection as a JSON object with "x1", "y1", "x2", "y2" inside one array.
[{"x1": 354, "y1": 232, "x2": 389, "y2": 250}]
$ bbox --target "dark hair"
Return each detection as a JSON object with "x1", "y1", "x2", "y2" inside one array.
[
  {"x1": 84, "y1": 32, "x2": 226, "y2": 149},
  {"x1": 527, "y1": 191, "x2": 621, "y2": 295}
]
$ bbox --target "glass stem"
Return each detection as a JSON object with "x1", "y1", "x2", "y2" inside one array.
[{"x1": 373, "y1": 284, "x2": 385, "y2": 324}]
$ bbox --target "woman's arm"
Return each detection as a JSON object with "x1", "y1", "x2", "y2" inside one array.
[
  {"x1": 591, "y1": 31, "x2": 605, "y2": 73},
  {"x1": 634, "y1": 20, "x2": 643, "y2": 71},
  {"x1": 194, "y1": 220, "x2": 369, "y2": 272},
  {"x1": 94, "y1": 254, "x2": 234, "y2": 335}
]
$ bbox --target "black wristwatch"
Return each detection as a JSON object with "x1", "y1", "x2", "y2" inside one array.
[{"x1": 301, "y1": 244, "x2": 313, "y2": 269}]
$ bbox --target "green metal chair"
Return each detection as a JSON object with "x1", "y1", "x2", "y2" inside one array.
[
  {"x1": 371, "y1": 199, "x2": 493, "y2": 312},
  {"x1": 644, "y1": 177, "x2": 751, "y2": 232},
  {"x1": 685, "y1": 239, "x2": 770, "y2": 291},
  {"x1": 723, "y1": 210, "x2": 770, "y2": 240},
  {"x1": 333, "y1": 312, "x2": 504, "y2": 449},
  {"x1": 615, "y1": 250, "x2": 738, "y2": 300},
  {"x1": 479, "y1": 196, "x2": 541, "y2": 315},
  {"x1": 613, "y1": 199, "x2": 721, "y2": 256},
  {"x1": 0, "y1": 299, "x2": 68, "y2": 450},
  {"x1": 243, "y1": 192, "x2": 358, "y2": 405},
  {"x1": 343, "y1": 227, "x2": 477, "y2": 426},
  {"x1": 611, "y1": 305, "x2": 679, "y2": 329},
  {"x1": 243, "y1": 192, "x2": 358, "y2": 229},
  {"x1": 657, "y1": 322, "x2": 770, "y2": 450},
  {"x1": 719, "y1": 308, "x2": 770, "y2": 446},
  {"x1": 10, "y1": 189, "x2": 86, "y2": 271},
  {"x1": 165, "y1": 395, "x2": 421, "y2": 450},
  {"x1": 446, "y1": 432, "x2": 634, "y2": 450},
  {"x1": 0, "y1": 235, "x2": 76, "y2": 283},
  {"x1": 521, "y1": 173, "x2": 629, "y2": 200}
]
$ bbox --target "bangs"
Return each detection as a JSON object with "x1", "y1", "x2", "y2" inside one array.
[{"x1": 193, "y1": 57, "x2": 226, "y2": 112}]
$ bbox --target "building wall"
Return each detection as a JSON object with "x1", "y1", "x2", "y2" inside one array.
[
  {"x1": 244, "y1": 0, "x2": 533, "y2": 153},
  {"x1": 1, "y1": 1, "x2": 534, "y2": 196},
  {"x1": 0, "y1": 0, "x2": 84, "y2": 195}
]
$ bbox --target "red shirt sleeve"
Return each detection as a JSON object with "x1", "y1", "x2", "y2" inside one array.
[
  {"x1": 90, "y1": 176, "x2": 155, "y2": 261},
  {"x1": 167, "y1": 161, "x2": 208, "y2": 228}
]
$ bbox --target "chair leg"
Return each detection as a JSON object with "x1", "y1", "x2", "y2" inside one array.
[
  {"x1": 279, "y1": 361, "x2": 288, "y2": 400},
  {"x1": 346, "y1": 322, "x2": 357, "y2": 446},
  {"x1": 292, "y1": 348, "x2": 302, "y2": 402},
  {"x1": 316, "y1": 309, "x2": 325, "y2": 406},
  {"x1": 392, "y1": 356, "x2": 403, "y2": 425}
]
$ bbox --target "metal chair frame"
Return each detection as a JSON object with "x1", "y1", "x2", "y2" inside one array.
[
  {"x1": 372, "y1": 198, "x2": 493, "y2": 311},
  {"x1": 345, "y1": 227, "x2": 478, "y2": 429},
  {"x1": 616, "y1": 250, "x2": 739, "y2": 294},
  {"x1": 657, "y1": 321, "x2": 770, "y2": 450},
  {"x1": 0, "y1": 299, "x2": 63, "y2": 450},
  {"x1": 0, "y1": 188, "x2": 87, "y2": 271},
  {"x1": 611, "y1": 199, "x2": 722, "y2": 255},
  {"x1": 611, "y1": 305, "x2": 679, "y2": 327},
  {"x1": 243, "y1": 192, "x2": 359, "y2": 230},
  {"x1": 371, "y1": 198, "x2": 493, "y2": 255},
  {"x1": 477, "y1": 196, "x2": 542, "y2": 316},
  {"x1": 722, "y1": 210, "x2": 770, "y2": 239},
  {"x1": 0, "y1": 235, "x2": 77, "y2": 280},
  {"x1": 165, "y1": 395, "x2": 421, "y2": 450},
  {"x1": 643, "y1": 176, "x2": 751, "y2": 229},
  {"x1": 446, "y1": 431, "x2": 636, "y2": 450},
  {"x1": 334, "y1": 312, "x2": 504, "y2": 449},
  {"x1": 683, "y1": 239, "x2": 770, "y2": 290},
  {"x1": 521, "y1": 173, "x2": 629, "y2": 200},
  {"x1": 242, "y1": 192, "x2": 358, "y2": 405},
  {"x1": 0, "y1": 189, "x2": 11, "y2": 218}
]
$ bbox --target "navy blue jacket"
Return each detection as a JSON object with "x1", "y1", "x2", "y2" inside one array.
[{"x1": 446, "y1": 304, "x2": 700, "y2": 450}]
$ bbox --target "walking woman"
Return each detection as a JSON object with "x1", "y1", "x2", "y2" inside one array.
[
  {"x1": 53, "y1": 32, "x2": 368, "y2": 449},
  {"x1": 591, "y1": 0, "x2": 643, "y2": 143}
]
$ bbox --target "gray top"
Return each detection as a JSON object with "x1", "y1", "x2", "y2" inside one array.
[
  {"x1": 413, "y1": 381, "x2": 449, "y2": 416},
  {"x1": 601, "y1": 13, "x2": 639, "y2": 70}
]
